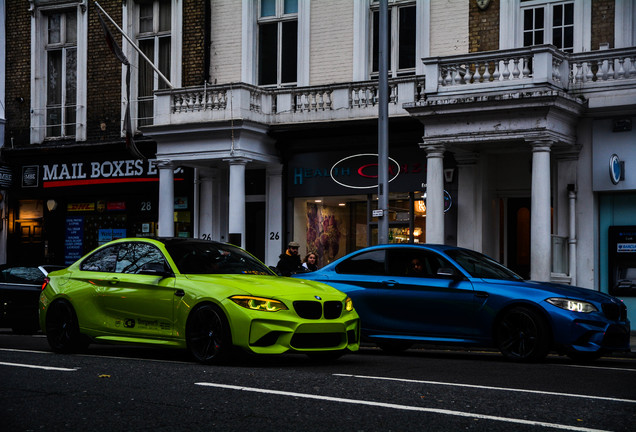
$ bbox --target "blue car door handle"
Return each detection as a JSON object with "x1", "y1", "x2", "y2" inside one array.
[
  {"x1": 475, "y1": 291, "x2": 489, "y2": 298},
  {"x1": 383, "y1": 280, "x2": 399, "y2": 287}
]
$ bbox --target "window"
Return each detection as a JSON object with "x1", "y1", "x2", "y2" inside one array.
[
  {"x1": 31, "y1": 3, "x2": 87, "y2": 143},
  {"x1": 257, "y1": 0, "x2": 298, "y2": 86},
  {"x1": 46, "y1": 12, "x2": 77, "y2": 138},
  {"x1": 386, "y1": 249, "x2": 450, "y2": 278},
  {"x1": 115, "y1": 243, "x2": 168, "y2": 274},
  {"x1": 80, "y1": 245, "x2": 119, "y2": 273},
  {"x1": 336, "y1": 249, "x2": 386, "y2": 275},
  {"x1": 135, "y1": 0, "x2": 172, "y2": 127},
  {"x1": 522, "y1": 0, "x2": 574, "y2": 52},
  {"x1": 371, "y1": 0, "x2": 416, "y2": 77}
]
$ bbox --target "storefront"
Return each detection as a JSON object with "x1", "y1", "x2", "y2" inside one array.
[
  {"x1": 286, "y1": 146, "x2": 457, "y2": 267},
  {"x1": 3, "y1": 146, "x2": 193, "y2": 266},
  {"x1": 593, "y1": 117, "x2": 636, "y2": 323}
]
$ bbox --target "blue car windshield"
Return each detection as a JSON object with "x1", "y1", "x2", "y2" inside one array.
[
  {"x1": 445, "y1": 249, "x2": 523, "y2": 280},
  {"x1": 165, "y1": 241, "x2": 272, "y2": 275}
]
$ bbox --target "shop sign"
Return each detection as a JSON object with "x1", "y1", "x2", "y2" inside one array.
[
  {"x1": 67, "y1": 203, "x2": 96, "y2": 212},
  {"x1": 609, "y1": 154, "x2": 624, "y2": 185},
  {"x1": 22, "y1": 166, "x2": 39, "y2": 188},
  {"x1": 330, "y1": 154, "x2": 401, "y2": 189},
  {"x1": 64, "y1": 217, "x2": 84, "y2": 265},
  {"x1": 21, "y1": 159, "x2": 185, "y2": 189},
  {"x1": 0, "y1": 165, "x2": 13, "y2": 188}
]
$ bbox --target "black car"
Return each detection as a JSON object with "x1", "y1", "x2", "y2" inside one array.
[{"x1": 0, "y1": 264, "x2": 64, "y2": 333}]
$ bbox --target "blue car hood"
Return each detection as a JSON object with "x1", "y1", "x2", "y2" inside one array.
[{"x1": 478, "y1": 278, "x2": 617, "y2": 303}]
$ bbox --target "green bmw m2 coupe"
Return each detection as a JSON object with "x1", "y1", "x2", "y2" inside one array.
[{"x1": 39, "y1": 238, "x2": 360, "y2": 363}]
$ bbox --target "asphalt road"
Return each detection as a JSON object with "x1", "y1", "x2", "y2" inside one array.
[{"x1": 1, "y1": 331, "x2": 635, "y2": 432}]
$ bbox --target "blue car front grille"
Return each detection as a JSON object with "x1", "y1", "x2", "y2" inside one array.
[{"x1": 602, "y1": 302, "x2": 627, "y2": 321}]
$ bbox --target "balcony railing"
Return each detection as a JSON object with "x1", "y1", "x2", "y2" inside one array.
[{"x1": 151, "y1": 45, "x2": 636, "y2": 128}]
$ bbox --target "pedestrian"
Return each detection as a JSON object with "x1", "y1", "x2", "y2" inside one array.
[
  {"x1": 276, "y1": 241, "x2": 304, "y2": 276},
  {"x1": 302, "y1": 252, "x2": 318, "y2": 272}
]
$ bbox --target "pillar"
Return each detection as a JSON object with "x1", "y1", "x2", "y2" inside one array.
[
  {"x1": 530, "y1": 141, "x2": 552, "y2": 281},
  {"x1": 156, "y1": 160, "x2": 175, "y2": 237},
  {"x1": 226, "y1": 158, "x2": 249, "y2": 249},
  {"x1": 424, "y1": 144, "x2": 445, "y2": 244},
  {"x1": 265, "y1": 164, "x2": 283, "y2": 266},
  {"x1": 456, "y1": 152, "x2": 481, "y2": 251},
  {"x1": 199, "y1": 169, "x2": 214, "y2": 240}
]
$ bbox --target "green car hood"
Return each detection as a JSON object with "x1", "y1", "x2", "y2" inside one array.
[{"x1": 183, "y1": 274, "x2": 345, "y2": 299}]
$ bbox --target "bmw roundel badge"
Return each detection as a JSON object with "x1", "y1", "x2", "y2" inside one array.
[{"x1": 314, "y1": 296, "x2": 322, "y2": 300}]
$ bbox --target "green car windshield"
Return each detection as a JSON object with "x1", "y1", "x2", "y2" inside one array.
[
  {"x1": 164, "y1": 240, "x2": 273, "y2": 276},
  {"x1": 445, "y1": 249, "x2": 524, "y2": 281}
]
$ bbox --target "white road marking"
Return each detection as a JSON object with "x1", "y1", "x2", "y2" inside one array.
[
  {"x1": 195, "y1": 382, "x2": 611, "y2": 432},
  {"x1": 561, "y1": 363, "x2": 636, "y2": 373},
  {"x1": 334, "y1": 373, "x2": 636, "y2": 404},
  {"x1": 0, "y1": 361, "x2": 77, "y2": 371},
  {"x1": 0, "y1": 347, "x2": 53, "y2": 355}
]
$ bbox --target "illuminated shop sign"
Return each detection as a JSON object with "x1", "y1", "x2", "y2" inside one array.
[
  {"x1": 21, "y1": 159, "x2": 185, "y2": 189},
  {"x1": 288, "y1": 150, "x2": 428, "y2": 196}
]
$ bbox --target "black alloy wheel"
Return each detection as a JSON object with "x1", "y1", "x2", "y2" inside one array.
[
  {"x1": 186, "y1": 304, "x2": 232, "y2": 364},
  {"x1": 496, "y1": 306, "x2": 551, "y2": 362},
  {"x1": 45, "y1": 300, "x2": 88, "y2": 353}
]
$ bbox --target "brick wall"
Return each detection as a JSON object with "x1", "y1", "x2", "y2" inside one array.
[
  {"x1": 430, "y1": 0, "x2": 469, "y2": 56},
  {"x1": 591, "y1": 0, "x2": 614, "y2": 50},
  {"x1": 469, "y1": 0, "x2": 499, "y2": 52},
  {"x1": 87, "y1": 0, "x2": 128, "y2": 143},
  {"x1": 209, "y1": 0, "x2": 243, "y2": 84},
  {"x1": 310, "y1": 0, "x2": 354, "y2": 85},
  {"x1": 4, "y1": 1, "x2": 32, "y2": 146},
  {"x1": 182, "y1": 0, "x2": 206, "y2": 87}
]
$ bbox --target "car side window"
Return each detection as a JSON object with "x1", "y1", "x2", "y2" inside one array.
[
  {"x1": 5, "y1": 267, "x2": 44, "y2": 284},
  {"x1": 387, "y1": 249, "x2": 451, "y2": 278},
  {"x1": 115, "y1": 243, "x2": 169, "y2": 275},
  {"x1": 80, "y1": 245, "x2": 119, "y2": 273},
  {"x1": 336, "y1": 250, "x2": 386, "y2": 275}
]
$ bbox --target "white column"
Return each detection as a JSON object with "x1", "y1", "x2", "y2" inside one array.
[
  {"x1": 265, "y1": 164, "x2": 283, "y2": 267},
  {"x1": 424, "y1": 144, "x2": 445, "y2": 244},
  {"x1": 199, "y1": 170, "x2": 214, "y2": 240},
  {"x1": 456, "y1": 153, "x2": 480, "y2": 251},
  {"x1": 226, "y1": 158, "x2": 249, "y2": 249},
  {"x1": 156, "y1": 160, "x2": 175, "y2": 237},
  {"x1": 530, "y1": 141, "x2": 552, "y2": 281}
]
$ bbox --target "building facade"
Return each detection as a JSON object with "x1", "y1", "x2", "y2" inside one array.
[{"x1": 2, "y1": 1, "x2": 636, "y2": 321}]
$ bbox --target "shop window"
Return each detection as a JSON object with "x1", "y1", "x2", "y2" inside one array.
[
  {"x1": 370, "y1": 0, "x2": 416, "y2": 77},
  {"x1": 258, "y1": 0, "x2": 298, "y2": 86}
]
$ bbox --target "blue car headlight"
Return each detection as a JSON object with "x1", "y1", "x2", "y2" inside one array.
[{"x1": 546, "y1": 297, "x2": 598, "y2": 313}]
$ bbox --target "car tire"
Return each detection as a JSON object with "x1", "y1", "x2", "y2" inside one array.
[
  {"x1": 186, "y1": 303, "x2": 233, "y2": 364},
  {"x1": 45, "y1": 300, "x2": 89, "y2": 353},
  {"x1": 496, "y1": 306, "x2": 551, "y2": 362},
  {"x1": 376, "y1": 341, "x2": 413, "y2": 353}
]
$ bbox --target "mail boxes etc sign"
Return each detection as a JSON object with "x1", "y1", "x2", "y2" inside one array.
[{"x1": 20, "y1": 159, "x2": 180, "y2": 189}]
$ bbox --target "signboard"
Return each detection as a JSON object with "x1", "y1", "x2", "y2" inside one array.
[
  {"x1": 64, "y1": 217, "x2": 84, "y2": 265},
  {"x1": 0, "y1": 165, "x2": 13, "y2": 188}
]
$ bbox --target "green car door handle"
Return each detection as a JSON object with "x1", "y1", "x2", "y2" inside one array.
[
  {"x1": 175, "y1": 289, "x2": 185, "y2": 297},
  {"x1": 108, "y1": 278, "x2": 119, "y2": 285}
]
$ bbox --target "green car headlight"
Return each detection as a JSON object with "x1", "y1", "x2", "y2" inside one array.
[
  {"x1": 231, "y1": 296, "x2": 288, "y2": 312},
  {"x1": 345, "y1": 296, "x2": 354, "y2": 312},
  {"x1": 546, "y1": 297, "x2": 598, "y2": 313}
]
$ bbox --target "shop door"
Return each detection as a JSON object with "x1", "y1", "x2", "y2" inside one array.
[
  {"x1": 246, "y1": 202, "x2": 265, "y2": 262},
  {"x1": 507, "y1": 198, "x2": 531, "y2": 279},
  {"x1": 16, "y1": 221, "x2": 45, "y2": 265}
]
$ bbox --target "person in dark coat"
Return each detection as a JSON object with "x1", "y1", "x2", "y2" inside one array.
[{"x1": 276, "y1": 241, "x2": 304, "y2": 276}]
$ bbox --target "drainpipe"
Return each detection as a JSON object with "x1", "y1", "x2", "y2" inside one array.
[{"x1": 568, "y1": 184, "x2": 577, "y2": 286}]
